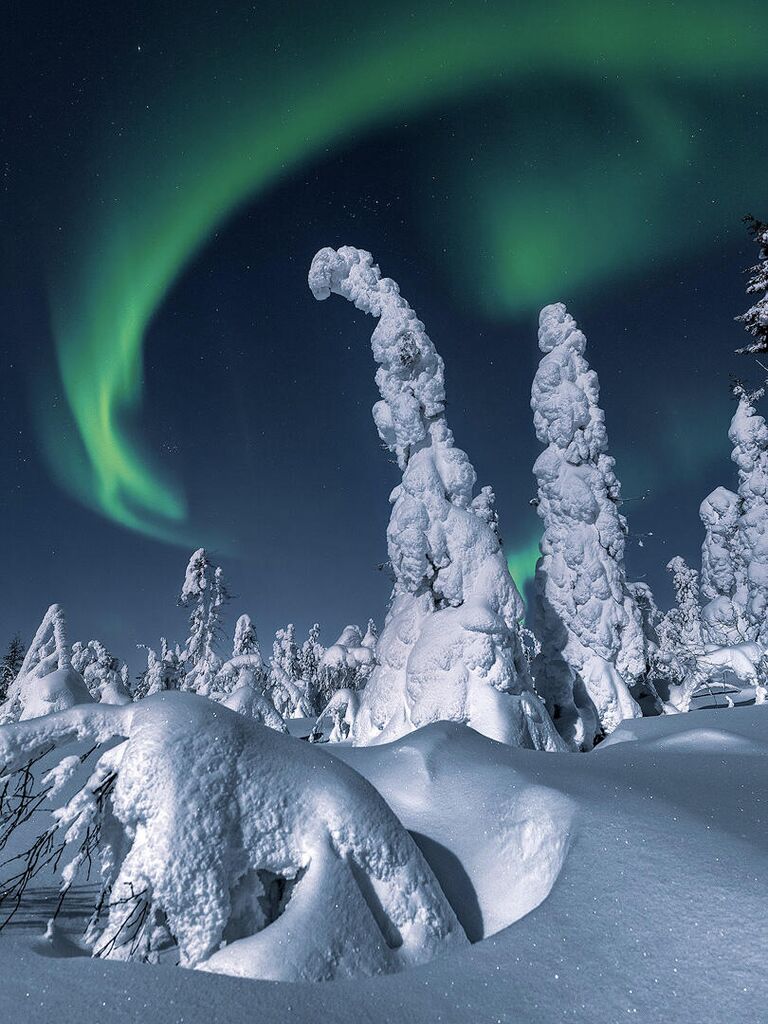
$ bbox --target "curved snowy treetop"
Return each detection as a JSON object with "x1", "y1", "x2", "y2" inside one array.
[{"x1": 309, "y1": 246, "x2": 459, "y2": 477}]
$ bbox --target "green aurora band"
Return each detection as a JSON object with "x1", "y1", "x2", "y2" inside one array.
[{"x1": 38, "y1": 1, "x2": 768, "y2": 541}]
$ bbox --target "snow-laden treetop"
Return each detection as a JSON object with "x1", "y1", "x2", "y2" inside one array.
[{"x1": 310, "y1": 246, "x2": 449, "y2": 473}]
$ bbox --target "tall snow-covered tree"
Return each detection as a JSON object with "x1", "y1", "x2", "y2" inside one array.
[
  {"x1": 699, "y1": 485, "x2": 747, "y2": 644},
  {"x1": 309, "y1": 246, "x2": 562, "y2": 750},
  {"x1": 531, "y1": 303, "x2": 645, "y2": 748},
  {"x1": 728, "y1": 384, "x2": 768, "y2": 643},
  {"x1": 0, "y1": 633, "x2": 25, "y2": 701},
  {"x1": 178, "y1": 549, "x2": 228, "y2": 696},
  {"x1": 735, "y1": 215, "x2": 768, "y2": 355}
]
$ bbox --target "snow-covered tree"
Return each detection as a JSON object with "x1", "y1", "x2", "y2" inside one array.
[
  {"x1": 650, "y1": 557, "x2": 706, "y2": 711},
  {"x1": 233, "y1": 614, "x2": 259, "y2": 657},
  {"x1": 178, "y1": 549, "x2": 227, "y2": 696},
  {"x1": 0, "y1": 633, "x2": 25, "y2": 701},
  {"x1": 729, "y1": 384, "x2": 768, "y2": 643},
  {"x1": 73, "y1": 640, "x2": 132, "y2": 705},
  {"x1": 699, "y1": 485, "x2": 747, "y2": 645},
  {"x1": 310, "y1": 246, "x2": 560, "y2": 750},
  {"x1": 735, "y1": 215, "x2": 768, "y2": 355},
  {"x1": 135, "y1": 642, "x2": 178, "y2": 700},
  {"x1": 298, "y1": 622, "x2": 325, "y2": 714},
  {"x1": 0, "y1": 605, "x2": 91, "y2": 723},
  {"x1": 213, "y1": 615, "x2": 267, "y2": 703},
  {"x1": 530, "y1": 303, "x2": 645, "y2": 748}
]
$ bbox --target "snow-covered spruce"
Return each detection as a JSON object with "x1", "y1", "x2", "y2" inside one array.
[
  {"x1": 309, "y1": 246, "x2": 562, "y2": 750},
  {"x1": 531, "y1": 303, "x2": 645, "y2": 748},
  {"x1": 0, "y1": 605, "x2": 92, "y2": 724},
  {"x1": 699, "y1": 486, "x2": 747, "y2": 645},
  {"x1": 0, "y1": 692, "x2": 466, "y2": 980},
  {"x1": 735, "y1": 215, "x2": 768, "y2": 355},
  {"x1": 729, "y1": 384, "x2": 768, "y2": 644}
]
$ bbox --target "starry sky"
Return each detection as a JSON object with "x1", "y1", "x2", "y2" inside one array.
[{"x1": 2, "y1": 0, "x2": 767, "y2": 668}]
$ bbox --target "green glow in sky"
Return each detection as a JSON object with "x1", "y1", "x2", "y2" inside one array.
[{"x1": 38, "y1": 1, "x2": 768, "y2": 539}]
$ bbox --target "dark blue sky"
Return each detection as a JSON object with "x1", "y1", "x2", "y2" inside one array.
[{"x1": 1, "y1": 1, "x2": 766, "y2": 669}]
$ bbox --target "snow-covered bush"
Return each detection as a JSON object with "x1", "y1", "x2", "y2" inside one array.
[
  {"x1": 0, "y1": 692, "x2": 466, "y2": 980},
  {"x1": 530, "y1": 303, "x2": 645, "y2": 748},
  {"x1": 0, "y1": 605, "x2": 92, "y2": 724},
  {"x1": 309, "y1": 246, "x2": 557, "y2": 749},
  {"x1": 735, "y1": 214, "x2": 768, "y2": 355},
  {"x1": 699, "y1": 486, "x2": 747, "y2": 645}
]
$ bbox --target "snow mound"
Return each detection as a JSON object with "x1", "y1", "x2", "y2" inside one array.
[
  {"x1": 331, "y1": 721, "x2": 575, "y2": 942},
  {"x1": 0, "y1": 693, "x2": 466, "y2": 982}
]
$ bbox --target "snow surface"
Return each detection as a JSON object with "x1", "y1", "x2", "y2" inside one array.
[{"x1": 1, "y1": 704, "x2": 767, "y2": 1023}]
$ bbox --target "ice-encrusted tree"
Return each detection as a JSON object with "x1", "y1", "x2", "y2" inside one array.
[
  {"x1": 309, "y1": 246, "x2": 562, "y2": 750},
  {"x1": 729, "y1": 384, "x2": 768, "y2": 643},
  {"x1": 0, "y1": 605, "x2": 92, "y2": 723},
  {"x1": 735, "y1": 215, "x2": 768, "y2": 355},
  {"x1": 699, "y1": 485, "x2": 747, "y2": 645},
  {"x1": 531, "y1": 303, "x2": 645, "y2": 748}
]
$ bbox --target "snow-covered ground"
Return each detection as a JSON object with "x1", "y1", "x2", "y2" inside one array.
[{"x1": 1, "y1": 705, "x2": 766, "y2": 1023}]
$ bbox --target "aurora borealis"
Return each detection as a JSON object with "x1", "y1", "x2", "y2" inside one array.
[{"x1": 3, "y1": 0, "x2": 768, "y2": 655}]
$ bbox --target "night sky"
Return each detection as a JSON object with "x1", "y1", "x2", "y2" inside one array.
[{"x1": 2, "y1": 1, "x2": 767, "y2": 669}]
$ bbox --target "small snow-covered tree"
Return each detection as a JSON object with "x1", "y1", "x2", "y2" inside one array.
[
  {"x1": 699, "y1": 485, "x2": 747, "y2": 645},
  {"x1": 729, "y1": 384, "x2": 768, "y2": 643},
  {"x1": 74, "y1": 641, "x2": 132, "y2": 705},
  {"x1": 233, "y1": 614, "x2": 259, "y2": 657},
  {"x1": 530, "y1": 303, "x2": 645, "y2": 748},
  {"x1": 310, "y1": 246, "x2": 559, "y2": 750},
  {"x1": 735, "y1": 215, "x2": 768, "y2": 355},
  {"x1": 298, "y1": 623, "x2": 325, "y2": 714},
  {"x1": 213, "y1": 615, "x2": 267, "y2": 703},
  {"x1": 651, "y1": 557, "x2": 706, "y2": 711},
  {"x1": 0, "y1": 634, "x2": 25, "y2": 701}
]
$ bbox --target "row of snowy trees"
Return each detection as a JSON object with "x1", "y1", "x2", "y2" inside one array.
[
  {"x1": 2, "y1": 217, "x2": 766, "y2": 748},
  {"x1": 0, "y1": 553, "x2": 378, "y2": 730}
]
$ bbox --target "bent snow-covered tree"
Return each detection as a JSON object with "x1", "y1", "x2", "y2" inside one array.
[
  {"x1": 735, "y1": 215, "x2": 768, "y2": 355},
  {"x1": 309, "y1": 246, "x2": 562, "y2": 750},
  {"x1": 531, "y1": 303, "x2": 645, "y2": 748},
  {"x1": 0, "y1": 693, "x2": 466, "y2": 980}
]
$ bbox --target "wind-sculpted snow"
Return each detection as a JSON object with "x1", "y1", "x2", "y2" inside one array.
[
  {"x1": 0, "y1": 693, "x2": 466, "y2": 981},
  {"x1": 531, "y1": 303, "x2": 645, "y2": 748},
  {"x1": 309, "y1": 247, "x2": 558, "y2": 749}
]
